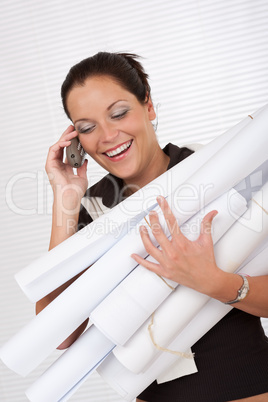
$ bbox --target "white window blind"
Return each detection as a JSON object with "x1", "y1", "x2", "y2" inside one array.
[{"x1": 1, "y1": 1, "x2": 268, "y2": 401}]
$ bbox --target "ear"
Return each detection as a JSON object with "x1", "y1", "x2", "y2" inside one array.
[{"x1": 146, "y1": 96, "x2": 156, "y2": 121}]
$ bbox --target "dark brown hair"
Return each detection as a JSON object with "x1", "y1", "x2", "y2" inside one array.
[{"x1": 61, "y1": 52, "x2": 151, "y2": 119}]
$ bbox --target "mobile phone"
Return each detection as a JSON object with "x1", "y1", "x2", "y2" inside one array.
[{"x1": 66, "y1": 137, "x2": 86, "y2": 168}]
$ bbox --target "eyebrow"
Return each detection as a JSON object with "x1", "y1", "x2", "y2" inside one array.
[{"x1": 74, "y1": 99, "x2": 128, "y2": 125}]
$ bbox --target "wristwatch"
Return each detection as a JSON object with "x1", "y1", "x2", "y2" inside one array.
[{"x1": 225, "y1": 274, "x2": 250, "y2": 304}]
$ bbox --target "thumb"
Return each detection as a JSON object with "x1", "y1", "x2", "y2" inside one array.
[{"x1": 200, "y1": 210, "x2": 218, "y2": 240}]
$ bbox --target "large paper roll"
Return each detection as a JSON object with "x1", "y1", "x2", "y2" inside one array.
[
  {"x1": 33, "y1": 244, "x2": 267, "y2": 402},
  {"x1": 22, "y1": 189, "x2": 247, "y2": 402},
  {"x1": 112, "y1": 182, "x2": 268, "y2": 374},
  {"x1": 25, "y1": 325, "x2": 114, "y2": 402},
  {"x1": 22, "y1": 192, "x2": 264, "y2": 402},
  {"x1": 15, "y1": 107, "x2": 264, "y2": 302},
  {"x1": 0, "y1": 220, "x2": 153, "y2": 376},
  {"x1": 26, "y1": 243, "x2": 268, "y2": 402},
  {"x1": 97, "y1": 245, "x2": 268, "y2": 402},
  {"x1": 0, "y1": 189, "x2": 223, "y2": 376},
  {"x1": 90, "y1": 189, "x2": 247, "y2": 346},
  {"x1": 1, "y1": 107, "x2": 268, "y2": 377}
]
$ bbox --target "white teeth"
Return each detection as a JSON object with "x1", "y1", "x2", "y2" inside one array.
[{"x1": 105, "y1": 140, "x2": 132, "y2": 157}]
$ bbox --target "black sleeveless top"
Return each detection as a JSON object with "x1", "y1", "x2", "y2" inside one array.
[{"x1": 78, "y1": 143, "x2": 268, "y2": 402}]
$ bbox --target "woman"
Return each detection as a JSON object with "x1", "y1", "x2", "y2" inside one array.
[{"x1": 37, "y1": 52, "x2": 268, "y2": 401}]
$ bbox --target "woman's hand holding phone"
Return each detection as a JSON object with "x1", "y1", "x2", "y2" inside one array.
[{"x1": 45, "y1": 125, "x2": 88, "y2": 203}]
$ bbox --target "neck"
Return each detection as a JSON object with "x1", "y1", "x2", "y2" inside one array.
[{"x1": 123, "y1": 147, "x2": 170, "y2": 196}]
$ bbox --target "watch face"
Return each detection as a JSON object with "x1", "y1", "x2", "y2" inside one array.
[
  {"x1": 225, "y1": 275, "x2": 249, "y2": 304},
  {"x1": 238, "y1": 275, "x2": 249, "y2": 301}
]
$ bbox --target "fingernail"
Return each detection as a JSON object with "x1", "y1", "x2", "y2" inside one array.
[
  {"x1": 149, "y1": 210, "x2": 157, "y2": 217},
  {"x1": 140, "y1": 225, "x2": 147, "y2": 232},
  {"x1": 212, "y1": 210, "x2": 218, "y2": 219},
  {"x1": 157, "y1": 196, "x2": 164, "y2": 204}
]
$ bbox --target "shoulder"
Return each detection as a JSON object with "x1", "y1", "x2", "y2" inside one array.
[{"x1": 163, "y1": 142, "x2": 200, "y2": 169}]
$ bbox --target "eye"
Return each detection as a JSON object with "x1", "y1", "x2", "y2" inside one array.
[
  {"x1": 111, "y1": 109, "x2": 129, "y2": 120},
  {"x1": 77, "y1": 125, "x2": 96, "y2": 134}
]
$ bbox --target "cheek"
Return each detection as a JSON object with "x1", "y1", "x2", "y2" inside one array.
[
  {"x1": 122, "y1": 113, "x2": 143, "y2": 132},
  {"x1": 79, "y1": 136, "x2": 97, "y2": 153}
]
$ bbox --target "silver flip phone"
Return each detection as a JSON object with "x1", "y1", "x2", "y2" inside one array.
[{"x1": 66, "y1": 137, "x2": 86, "y2": 168}]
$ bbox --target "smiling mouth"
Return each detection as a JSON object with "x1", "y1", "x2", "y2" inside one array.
[{"x1": 104, "y1": 140, "x2": 133, "y2": 158}]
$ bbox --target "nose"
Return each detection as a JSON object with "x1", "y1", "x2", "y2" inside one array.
[{"x1": 100, "y1": 122, "x2": 119, "y2": 142}]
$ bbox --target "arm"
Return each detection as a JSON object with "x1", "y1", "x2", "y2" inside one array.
[
  {"x1": 36, "y1": 125, "x2": 89, "y2": 349},
  {"x1": 132, "y1": 196, "x2": 268, "y2": 318},
  {"x1": 46, "y1": 125, "x2": 88, "y2": 250},
  {"x1": 208, "y1": 271, "x2": 268, "y2": 317}
]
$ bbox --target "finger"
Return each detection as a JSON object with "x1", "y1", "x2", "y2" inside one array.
[
  {"x1": 148, "y1": 210, "x2": 172, "y2": 249},
  {"x1": 131, "y1": 253, "x2": 161, "y2": 274},
  {"x1": 59, "y1": 125, "x2": 76, "y2": 140},
  {"x1": 139, "y1": 225, "x2": 163, "y2": 261},
  {"x1": 47, "y1": 140, "x2": 72, "y2": 162},
  {"x1": 49, "y1": 127, "x2": 78, "y2": 164},
  {"x1": 63, "y1": 129, "x2": 79, "y2": 141},
  {"x1": 199, "y1": 210, "x2": 218, "y2": 242},
  {"x1": 157, "y1": 196, "x2": 181, "y2": 237}
]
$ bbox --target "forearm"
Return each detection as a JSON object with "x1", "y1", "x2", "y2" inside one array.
[
  {"x1": 37, "y1": 190, "x2": 87, "y2": 348},
  {"x1": 36, "y1": 269, "x2": 89, "y2": 349},
  {"x1": 49, "y1": 188, "x2": 82, "y2": 250},
  {"x1": 208, "y1": 271, "x2": 268, "y2": 318},
  {"x1": 38, "y1": 128, "x2": 90, "y2": 347}
]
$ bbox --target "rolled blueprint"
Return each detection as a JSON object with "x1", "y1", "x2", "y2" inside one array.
[
  {"x1": 1, "y1": 106, "x2": 268, "y2": 377},
  {"x1": 97, "y1": 245, "x2": 268, "y2": 402},
  {"x1": 15, "y1": 106, "x2": 265, "y2": 302},
  {"x1": 112, "y1": 181, "x2": 268, "y2": 373},
  {"x1": 90, "y1": 189, "x2": 247, "y2": 346}
]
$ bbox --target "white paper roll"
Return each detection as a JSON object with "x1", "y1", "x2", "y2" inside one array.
[
  {"x1": 21, "y1": 191, "x2": 247, "y2": 402},
  {"x1": 0, "y1": 193, "x2": 207, "y2": 376},
  {"x1": 90, "y1": 189, "x2": 247, "y2": 346},
  {"x1": 25, "y1": 325, "x2": 114, "y2": 402},
  {"x1": 15, "y1": 107, "x2": 263, "y2": 302},
  {"x1": 1, "y1": 106, "x2": 268, "y2": 377},
  {"x1": 0, "y1": 222, "x2": 150, "y2": 376},
  {"x1": 165, "y1": 106, "x2": 268, "y2": 224},
  {"x1": 97, "y1": 245, "x2": 268, "y2": 402},
  {"x1": 27, "y1": 239, "x2": 268, "y2": 402},
  {"x1": 15, "y1": 223, "x2": 130, "y2": 303},
  {"x1": 23, "y1": 188, "x2": 265, "y2": 402},
  {"x1": 113, "y1": 182, "x2": 268, "y2": 374}
]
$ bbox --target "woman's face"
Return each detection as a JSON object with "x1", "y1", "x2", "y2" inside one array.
[{"x1": 66, "y1": 75, "x2": 159, "y2": 185}]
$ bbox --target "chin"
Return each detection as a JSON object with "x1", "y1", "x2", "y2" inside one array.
[{"x1": 107, "y1": 164, "x2": 139, "y2": 180}]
